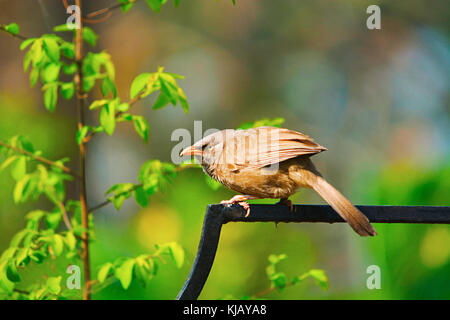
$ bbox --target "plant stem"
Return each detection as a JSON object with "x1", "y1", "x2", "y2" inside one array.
[
  {"x1": 0, "y1": 141, "x2": 79, "y2": 178},
  {"x1": 73, "y1": 0, "x2": 91, "y2": 300},
  {"x1": 0, "y1": 25, "x2": 28, "y2": 40},
  {"x1": 87, "y1": 164, "x2": 199, "y2": 213}
]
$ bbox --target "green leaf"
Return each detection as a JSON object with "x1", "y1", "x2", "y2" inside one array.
[
  {"x1": 118, "y1": 0, "x2": 135, "y2": 12},
  {"x1": 146, "y1": 0, "x2": 165, "y2": 12},
  {"x1": 46, "y1": 276, "x2": 62, "y2": 295},
  {"x1": 11, "y1": 156, "x2": 26, "y2": 181},
  {"x1": 132, "y1": 115, "x2": 150, "y2": 142},
  {"x1": 159, "y1": 242, "x2": 184, "y2": 268},
  {"x1": 159, "y1": 77, "x2": 178, "y2": 105},
  {"x1": 0, "y1": 261, "x2": 14, "y2": 294},
  {"x1": 60, "y1": 82, "x2": 75, "y2": 99},
  {"x1": 117, "y1": 102, "x2": 130, "y2": 112},
  {"x1": 115, "y1": 259, "x2": 135, "y2": 290},
  {"x1": 45, "y1": 212, "x2": 62, "y2": 230},
  {"x1": 43, "y1": 37, "x2": 60, "y2": 62},
  {"x1": 43, "y1": 84, "x2": 58, "y2": 112},
  {"x1": 307, "y1": 269, "x2": 329, "y2": 290},
  {"x1": 268, "y1": 254, "x2": 287, "y2": 266},
  {"x1": 62, "y1": 62, "x2": 77, "y2": 75},
  {"x1": 89, "y1": 99, "x2": 109, "y2": 110},
  {"x1": 10, "y1": 229, "x2": 29, "y2": 247},
  {"x1": 130, "y1": 73, "x2": 151, "y2": 99},
  {"x1": 76, "y1": 126, "x2": 89, "y2": 145},
  {"x1": 5, "y1": 261, "x2": 21, "y2": 283},
  {"x1": 101, "y1": 77, "x2": 116, "y2": 97},
  {"x1": 51, "y1": 234, "x2": 65, "y2": 256},
  {"x1": 97, "y1": 262, "x2": 113, "y2": 284},
  {"x1": 20, "y1": 38, "x2": 35, "y2": 51},
  {"x1": 60, "y1": 42, "x2": 75, "y2": 59},
  {"x1": 82, "y1": 27, "x2": 98, "y2": 46},
  {"x1": 152, "y1": 91, "x2": 170, "y2": 110},
  {"x1": 106, "y1": 183, "x2": 135, "y2": 210},
  {"x1": 65, "y1": 232, "x2": 77, "y2": 251},
  {"x1": 53, "y1": 24, "x2": 72, "y2": 32},
  {"x1": 0, "y1": 155, "x2": 18, "y2": 173},
  {"x1": 134, "y1": 185, "x2": 148, "y2": 207},
  {"x1": 29, "y1": 67, "x2": 39, "y2": 87},
  {"x1": 270, "y1": 272, "x2": 287, "y2": 290},
  {"x1": 99, "y1": 101, "x2": 116, "y2": 135},
  {"x1": 4, "y1": 23, "x2": 19, "y2": 35},
  {"x1": 13, "y1": 175, "x2": 32, "y2": 203},
  {"x1": 41, "y1": 63, "x2": 61, "y2": 83}
]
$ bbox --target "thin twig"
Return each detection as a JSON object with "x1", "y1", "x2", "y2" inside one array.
[
  {"x1": 0, "y1": 24, "x2": 28, "y2": 40},
  {"x1": 85, "y1": 0, "x2": 139, "y2": 19},
  {"x1": 88, "y1": 164, "x2": 199, "y2": 213},
  {"x1": 0, "y1": 141, "x2": 79, "y2": 178}
]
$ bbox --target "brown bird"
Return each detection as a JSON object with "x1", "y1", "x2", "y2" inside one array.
[{"x1": 180, "y1": 126, "x2": 377, "y2": 236}]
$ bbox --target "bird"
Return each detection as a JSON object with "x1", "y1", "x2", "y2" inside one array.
[{"x1": 180, "y1": 126, "x2": 377, "y2": 236}]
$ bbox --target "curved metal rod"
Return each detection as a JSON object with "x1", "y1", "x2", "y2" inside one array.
[
  {"x1": 176, "y1": 205, "x2": 224, "y2": 300},
  {"x1": 176, "y1": 204, "x2": 450, "y2": 300}
]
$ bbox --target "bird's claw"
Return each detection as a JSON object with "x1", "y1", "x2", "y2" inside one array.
[
  {"x1": 220, "y1": 196, "x2": 251, "y2": 217},
  {"x1": 276, "y1": 199, "x2": 295, "y2": 212}
]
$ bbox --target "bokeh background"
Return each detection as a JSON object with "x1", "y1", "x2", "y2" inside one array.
[{"x1": 0, "y1": 0, "x2": 449, "y2": 299}]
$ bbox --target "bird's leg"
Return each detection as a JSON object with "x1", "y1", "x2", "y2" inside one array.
[
  {"x1": 276, "y1": 198, "x2": 295, "y2": 212},
  {"x1": 220, "y1": 195, "x2": 259, "y2": 217}
]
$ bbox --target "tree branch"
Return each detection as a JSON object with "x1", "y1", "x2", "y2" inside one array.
[
  {"x1": 0, "y1": 141, "x2": 80, "y2": 178},
  {"x1": 88, "y1": 164, "x2": 199, "y2": 213},
  {"x1": 0, "y1": 24, "x2": 28, "y2": 40}
]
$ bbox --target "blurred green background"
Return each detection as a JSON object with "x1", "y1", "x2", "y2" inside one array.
[{"x1": 0, "y1": 0, "x2": 449, "y2": 299}]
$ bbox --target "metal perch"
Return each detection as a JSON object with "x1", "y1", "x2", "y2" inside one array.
[{"x1": 176, "y1": 204, "x2": 450, "y2": 300}]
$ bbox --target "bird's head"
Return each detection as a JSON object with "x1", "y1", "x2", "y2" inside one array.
[{"x1": 180, "y1": 130, "x2": 233, "y2": 168}]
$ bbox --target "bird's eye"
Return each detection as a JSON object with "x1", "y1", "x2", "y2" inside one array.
[{"x1": 202, "y1": 144, "x2": 212, "y2": 151}]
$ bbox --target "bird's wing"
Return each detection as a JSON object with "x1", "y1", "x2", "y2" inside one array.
[{"x1": 227, "y1": 126, "x2": 327, "y2": 169}]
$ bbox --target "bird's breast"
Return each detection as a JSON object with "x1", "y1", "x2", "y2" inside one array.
[{"x1": 213, "y1": 162, "x2": 299, "y2": 199}]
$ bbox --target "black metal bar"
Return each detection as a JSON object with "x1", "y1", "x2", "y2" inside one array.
[
  {"x1": 176, "y1": 205, "x2": 224, "y2": 300},
  {"x1": 176, "y1": 204, "x2": 450, "y2": 300}
]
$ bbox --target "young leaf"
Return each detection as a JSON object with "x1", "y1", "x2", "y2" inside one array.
[
  {"x1": 60, "y1": 82, "x2": 75, "y2": 99},
  {"x1": 99, "y1": 101, "x2": 116, "y2": 135},
  {"x1": 43, "y1": 37, "x2": 60, "y2": 62},
  {"x1": 132, "y1": 115, "x2": 150, "y2": 142},
  {"x1": 307, "y1": 269, "x2": 329, "y2": 290},
  {"x1": 101, "y1": 77, "x2": 116, "y2": 97},
  {"x1": 152, "y1": 92, "x2": 170, "y2": 110},
  {"x1": 82, "y1": 27, "x2": 98, "y2": 46},
  {"x1": 115, "y1": 259, "x2": 135, "y2": 290},
  {"x1": 46, "y1": 276, "x2": 62, "y2": 295},
  {"x1": 41, "y1": 63, "x2": 61, "y2": 84},
  {"x1": 130, "y1": 73, "x2": 151, "y2": 99},
  {"x1": 97, "y1": 262, "x2": 113, "y2": 284},
  {"x1": 167, "y1": 242, "x2": 184, "y2": 268},
  {"x1": 6, "y1": 261, "x2": 21, "y2": 283},
  {"x1": 10, "y1": 156, "x2": 26, "y2": 181},
  {"x1": 118, "y1": 0, "x2": 135, "y2": 12},
  {"x1": 4, "y1": 23, "x2": 19, "y2": 35},
  {"x1": 43, "y1": 84, "x2": 58, "y2": 112},
  {"x1": 76, "y1": 126, "x2": 89, "y2": 145},
  {"x1": 134, "y1": 185, "x2": 149, "y2": 207},
  {"x1": 51, "y1": 234, "x2": 65, "y2": 256},
  {"x1": 45, "y1": 212, "x2": 62, "y2": 230}
]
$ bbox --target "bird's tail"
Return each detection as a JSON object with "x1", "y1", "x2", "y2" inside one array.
[{"x1": 312, "y1": 176, "x2": 377, "y2": 237}]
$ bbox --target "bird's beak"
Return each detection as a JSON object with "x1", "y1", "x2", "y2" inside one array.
[{"x1": 180, "y1": 145, "x2": 202, "y2": 157}]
